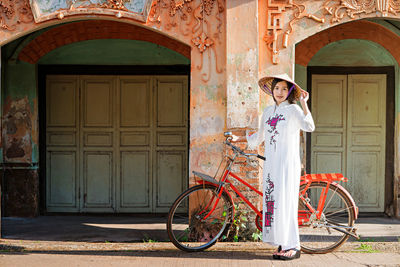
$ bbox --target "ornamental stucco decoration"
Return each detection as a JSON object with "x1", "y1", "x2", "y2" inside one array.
[
  {"x1": 265, "y1": 0, "x2": 324, "y2": 64},
  {"x1": 265, "y1": 0, "x2": 400, "y2": 64},
  {"x1": 0, "y1": 0, "x2": 34, "y2": 31},
  {"x1": 149, "y1": 0, "x2": 224, "y2": 82},
  {"x1": 323, "y1": 0, "x2": 400, "y2": 22},
  {"x1": 29, "y1": 0, "x2": 154, "y2": 22}
]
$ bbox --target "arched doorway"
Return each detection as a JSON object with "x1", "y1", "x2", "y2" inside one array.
[
  {"x1": 2, "y1": 20, "x2": 191, "y2": 214},
  {"x1": 295, "y1": 20, "x2": 397, "y2": 214}
]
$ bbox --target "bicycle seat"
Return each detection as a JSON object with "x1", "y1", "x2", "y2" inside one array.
[{"x1": 301, "y1": 173, "x2": 348, "y2": 183}]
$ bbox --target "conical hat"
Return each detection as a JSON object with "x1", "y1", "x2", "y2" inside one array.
[{"x1": 258, "y1": 73, "x2": 305, "y2": 100}]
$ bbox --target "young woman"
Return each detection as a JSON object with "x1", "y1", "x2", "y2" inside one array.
[{"x1": 246, "y1": 74, "x2": 315, "y2": 260}]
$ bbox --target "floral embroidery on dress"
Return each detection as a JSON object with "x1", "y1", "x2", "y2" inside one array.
[
  {"x1": 266, "y1": 114, "x2": 285, "y2": 148},
  {"x1": 264, "y1": 173, "x2": 275, "y2": 232}
]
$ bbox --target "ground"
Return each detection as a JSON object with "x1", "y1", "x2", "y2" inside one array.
[
  {"x1": 0, "y1": 241, "x2": 400, "y2": 266},
  {"x1": 0, "y1": 216, "x2": 399, "y2": 266}
]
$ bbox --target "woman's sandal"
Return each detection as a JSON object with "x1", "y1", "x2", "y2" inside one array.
[
  {"x1": 279, "y1": 248, "x2": 301, "y2": 261},
  {"x1": 272, "y1": 245, "x2": 282, "y2": 259}
]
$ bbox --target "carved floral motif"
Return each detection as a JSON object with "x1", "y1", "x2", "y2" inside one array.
[
  {"x1": 0, "y1": 0, "x2": 33, "y2": 31},
  {"x1": 149, "y1": 0, "x2": 224, "y2": 82},
  {"x1": 265, "y1": 0, "x2": 400, "y2": 64}
]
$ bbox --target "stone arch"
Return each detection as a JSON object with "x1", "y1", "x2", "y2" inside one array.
[
  {"x1": 295, "y1": 20, "x2": 400, "y2": 66},
  {"x1": 18, "y1": 20, "x2": 191, "y2": 64}
]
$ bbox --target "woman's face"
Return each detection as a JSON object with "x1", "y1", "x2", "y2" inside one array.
[{"x1": 273, "y1": 81, "x2": 289, "y2": 105}]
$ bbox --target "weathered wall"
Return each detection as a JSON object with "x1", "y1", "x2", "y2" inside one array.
[{"x1": 1, "y1": 1, "x2": 227, "y2": 216}]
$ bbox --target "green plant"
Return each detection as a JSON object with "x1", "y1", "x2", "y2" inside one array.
[
  {"x1": 222, "y1": 202, "x2": 250, "y2": 242},
  {"x1": 252, "y1": 229, "x2": 262, "y2": 241},
  {"x1": 142, "y1": 235, "x2": 157, "y2": 243},
  {"x1": 352, "y1": 243, "x2": 380, "y2": 253}
]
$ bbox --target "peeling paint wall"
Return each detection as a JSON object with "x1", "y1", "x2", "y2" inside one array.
[{"x1": 2, "y1": 61, "x2": 38, "y2": 163}]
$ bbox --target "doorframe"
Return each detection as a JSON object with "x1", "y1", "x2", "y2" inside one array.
[
  {"x1": 38, "y1": 64, "x2": 191, "y2": 214},
  {"x1": 306, "y1": 66, "x2": 395, "y2": 215}
]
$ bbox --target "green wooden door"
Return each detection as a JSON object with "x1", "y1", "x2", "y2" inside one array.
[
  {"x1": 46, "y1": 75, "x2": 188, "y2": 213},
  {"x1": 311, "y1": 74, "x2": 386, "y2": 212}
]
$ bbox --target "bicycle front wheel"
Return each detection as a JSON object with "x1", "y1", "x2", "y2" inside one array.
[
  {"x1": 167, "y1": 184, "x2": 234, "y2": 252},
  {"x1": 299, "y1": 182, "x2": 356, "y2": 254}
]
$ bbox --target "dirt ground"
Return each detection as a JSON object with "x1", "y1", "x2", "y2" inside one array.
[
  {"x1": 1, "y1": 216, "x2": 399, "y2": 266},
  {"x1": 1, "y1": 240, "x2": 400, "y2": 267}
]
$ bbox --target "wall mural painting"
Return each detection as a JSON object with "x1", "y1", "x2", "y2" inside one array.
[
  {"x1": 149, "y1": 0, "x2": 225, "y2": 82},
  {"x1": 265, "y1": 0, "x2": 400, "y2": 64},
  {"x1": 29, "y1": 0, "x2": 153, "y2": 22},
  {"x1": 0, "y1": 0, "x2": 34, "y2": 31}
]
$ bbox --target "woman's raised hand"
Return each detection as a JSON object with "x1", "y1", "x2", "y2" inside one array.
[{"x1": 300, "y1": 91, "x2": 309, "y2": 102}]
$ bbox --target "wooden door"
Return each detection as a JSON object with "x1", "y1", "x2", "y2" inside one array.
[
  {"x1": 311, "y1": 74, "x2": 386, "y2": 212},
  {"x1": 347, "y1": 75, "x2": 386, "y2": 212},
  {"x1": 80, "y1": 76, "x2": 116, "y2": 212},
  {"x1": 116, "y1": 76, "x2": 153, "y2": 212},
  {"x1": 46, "y1": 75, "x2": 188, "y2": 213},
  {"x1": 154, "y1": 77, "x2": 188, "y2": 213},
  {"x1": 46, "y1": 76, "x2": 80, "y2": 212}
]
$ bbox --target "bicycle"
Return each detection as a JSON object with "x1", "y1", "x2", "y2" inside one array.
[{"x1": 167, "y1": 132, "x2": 359, "y2": 253}]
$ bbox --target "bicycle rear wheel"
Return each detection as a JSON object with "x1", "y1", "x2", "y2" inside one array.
[
  {"x1": 298, "y1": 182, "x2": 356, "y2": 254},
  {"x1": 167, "y1": 184, "x2": 234, "y2": 252}
]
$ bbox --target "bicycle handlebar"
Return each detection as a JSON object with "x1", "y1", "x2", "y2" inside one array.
[{"x1": 224, "y1": 141, "x2": 265, "y2": 161}]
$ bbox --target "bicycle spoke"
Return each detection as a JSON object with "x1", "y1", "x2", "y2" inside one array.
[
  {"x1": 322, "y1": 186, "x2": 339, "y2": 213},
  {"x1": 168, "y1": 184, "x2": 233, "y2": 252},
  {"x1": 299, "y1": 182, "x2": 355, "y2": 254},
  {"x1": 325, "y1": 207, "x2": 352, "y2": 217}
]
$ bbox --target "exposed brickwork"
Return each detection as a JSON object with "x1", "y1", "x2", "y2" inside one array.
[
  {"x1": 295, "y1": 20, "x2": 400, "y2": 66},
  {"x1": 226, "y1": 129, "x2": 262, "y2": 212},
  {"x1": 18, "y1": 20, "x2": 191, "y2": 64}
]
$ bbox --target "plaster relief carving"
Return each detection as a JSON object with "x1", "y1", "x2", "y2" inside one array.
[
  {"x1": 265, "y1": 0, "x2": 324, "y2": 64},
  {"x1": 0, "y1": 0, "x2": 33, "y2": 31},
  {"x1": 150, "y1": 0, "x2": 224, "y2": 82},
  {"x1": 29, "y1": 0, "x2": 153, "y2": 22},
  {"x1": 324, "y1": 0, "x2": 400, "y2": 22},
  {"x1": 265, "y1": 0, "x2": 400, "y2": 64}
]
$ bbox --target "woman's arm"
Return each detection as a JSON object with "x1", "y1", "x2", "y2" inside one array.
[
  {"x1": 245, "y1": 109, "x2": 267, "y2": 149},
  {"x1": 294, "y1": 91, "x2": 315, "y2": 132}
]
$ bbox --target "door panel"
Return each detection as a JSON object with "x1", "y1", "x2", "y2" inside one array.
[
  {"x1": 157, "y1": 81, "x2": 185, "y2": 127},
  {"x1": 313, "y1": 152, "x2": 343, "y2": 173},
  {"x1": 349, "y1": 152, "x2": 380, "y2": 208},
  {"x1": 119, "y1": 151, "x2": 150, "y2": 210},
  {"x1": 47, "y1": 151, "x2": 78, "y2": 210},
  {"x1": 47, "y1": 79, "x2": 77, "y2": 127},
  {"x1": 120, "y1": 79, "x2": 151, "y2": 127},
  {"x1": 313, "y1": 77, "x2": 346, "y2": 128},
  {"x1": 311, "y1": 74, "x2": 386, "y2": 212},
  {"x1": 156, "y1": 151, "x2": 186, "y2": 211},
  {"x1": 83, "y1": 152, "x2": 113, "y2": 210},
  {"x1": 82, "y1": 79, "x2": 114, "y2": 127}
]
